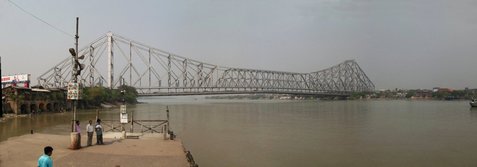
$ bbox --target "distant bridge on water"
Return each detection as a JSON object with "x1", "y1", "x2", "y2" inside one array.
[{"x1": 37, "y1": 32, "x2": 375, "y2": 97}]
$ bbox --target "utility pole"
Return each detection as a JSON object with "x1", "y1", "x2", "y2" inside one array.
[
  {"x1": 68, "y1": 17, "x2": 83, "y2": 150},
  {"x1": 73, "y1": 17, "x2": 79, "y2": 129},
  {"x1": 120, "y1": 88, "x2": 128, "y2": 139},
  {"x1": 0, "y1": 56, "x2": 2, "y2": 118}
]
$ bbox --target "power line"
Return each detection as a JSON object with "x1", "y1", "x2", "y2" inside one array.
[{"x1": 7, "y1": 0, "x2": 74, "y2": 38}]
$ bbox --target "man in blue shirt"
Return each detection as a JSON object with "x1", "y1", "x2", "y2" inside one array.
[{"x1": 38, "y1": 146, "x2": 53, "y2": 167}]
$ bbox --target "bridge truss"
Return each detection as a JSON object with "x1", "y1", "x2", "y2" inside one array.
[{"x1": 38, "y1": 32, "x2": 375, "y2": 96}]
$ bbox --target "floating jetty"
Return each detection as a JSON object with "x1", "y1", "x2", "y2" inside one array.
[{"x1": 0, "y1": 132, "x2": 195, "y2": 167}]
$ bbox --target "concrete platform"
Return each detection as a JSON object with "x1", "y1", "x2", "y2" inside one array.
[{"x1": 0, "y1": 132, "x2": 190, "y2": 167}]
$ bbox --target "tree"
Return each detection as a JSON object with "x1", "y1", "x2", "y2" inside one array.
[
  {"x1": 406, "y1": 90, "x2": 416, "y2": 98},
  {"x1": 432, "y1": 92, "x2": 449, "y2": 100},
  {"x1": 117, "y1": 85, "x2": 138, "y2": 104},
  {"x1": 81, "y1": 86, "x2": 138, "y2": 107},
  {"x1": 4, "y1": 88, "x2": 25, "y2": 113}
]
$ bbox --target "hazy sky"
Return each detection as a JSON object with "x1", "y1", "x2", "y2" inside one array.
[{"x1": 1, "y1": 0, "x2": 477, "y2": 89}]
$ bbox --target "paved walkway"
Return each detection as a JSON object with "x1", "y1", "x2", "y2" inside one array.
[{"x1": 0, "y1": 133, "x2": 189, "y2": 167}]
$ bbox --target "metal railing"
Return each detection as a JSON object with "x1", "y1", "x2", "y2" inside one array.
[
  {"x1": 101, "y1": 119, "x2": 169, "y2": 133},
  {"x1": 101, "y1": 107, "x2": 171, "y2": 137}
]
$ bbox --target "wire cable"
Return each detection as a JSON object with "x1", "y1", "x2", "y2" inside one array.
[{"x1": 7, "y1": 0, "x2": 74, "y2": 37}]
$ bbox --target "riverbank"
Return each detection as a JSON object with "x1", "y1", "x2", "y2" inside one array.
[
  {"x1": 0, "y1": 132, "x2": 190, "y2": 167},
  {"x1": 0, "y1": 113, "x2": 30, "y2": 122}
]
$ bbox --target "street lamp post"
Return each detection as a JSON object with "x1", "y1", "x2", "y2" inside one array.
[
  {"x1": 69, "y1": 17, "x2": 84, "y2": 150},
  {"x1": 74, "y1": 16, "x2": 79, "y2": 126},
  {"x1": 120, "y1": 89, "x2": 127, "y2": 138}
]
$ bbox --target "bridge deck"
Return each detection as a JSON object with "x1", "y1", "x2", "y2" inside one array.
[{"x1": 138, "y1": 90, "x2": 351, "y2": 97}]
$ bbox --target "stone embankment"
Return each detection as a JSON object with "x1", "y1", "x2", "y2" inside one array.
[{"x1": 0, "y1": 132, "x2": 190, "y2": 167}]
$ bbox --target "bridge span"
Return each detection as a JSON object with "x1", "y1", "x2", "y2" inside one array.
[
  {"x1": 38, "y1": 32, "x2": 375, "y2": 97},
  {"x1": 138, "y1": 90, "x2": 350, "y2": 97}
]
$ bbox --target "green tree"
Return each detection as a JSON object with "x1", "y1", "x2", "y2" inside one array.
[
  {"x1": 350, "y1": 92, "x2": 367, "y2": 99},
  {"x1": 117, "y1": 85, "x2": 138, "y2": 104},
  {"x1": 406, "y1": 90, "x2": 416, "y2": 98},
  {"x1": 4, "y1": 89, "x2": 25, "y2": 113},
  {"x1": 82, "y1": 86, "x2": 108, "y2": 105},
  {"x1": 432, "y1": 92, "x2": 449, "y2": 100},
  {"x1": 82, "y1": 86, "x2": 138, "y2": 106},
  {"x1": 449, "y1": 90, "x2": 465, "y2": 99}
]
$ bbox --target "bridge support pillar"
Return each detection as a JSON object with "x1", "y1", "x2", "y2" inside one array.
[
  {"x1": 107, "y1": 32, "x2": 114, "y2": 89},
  {"x1": 163, "y1": 124, "x2": 168, "y2": 140}
]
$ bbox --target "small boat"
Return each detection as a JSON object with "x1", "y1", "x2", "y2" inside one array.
[{"x1": 471, "y1": 99, "x2": 477, "y2": 107}]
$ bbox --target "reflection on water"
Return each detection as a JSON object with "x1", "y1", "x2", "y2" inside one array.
[
  {"x1": 1, "y1": 113, "x2": 69, "y2": 141},
  {"x1": 1, "y1": 98, "x2": 477, "y2": 167},
  {"x1": 469, "y1": 107, "x2": 477, "y2": 117}
]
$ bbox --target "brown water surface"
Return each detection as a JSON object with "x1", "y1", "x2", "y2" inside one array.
[{"x1": 1, "y1": 97, "x2": 477, "y2": 167}]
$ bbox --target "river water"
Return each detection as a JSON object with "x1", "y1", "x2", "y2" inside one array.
[{"x1": 1, "y1": 97, "x2": 477, "y2": 167}]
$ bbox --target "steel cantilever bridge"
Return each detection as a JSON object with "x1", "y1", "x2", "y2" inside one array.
[{"x1": 38, "y1": 32, "x2": 375, "y2": 97}]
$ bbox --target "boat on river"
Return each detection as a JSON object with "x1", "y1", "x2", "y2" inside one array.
[{"x1": 471, "y1": 99, "x2": 477, "y2": 107}]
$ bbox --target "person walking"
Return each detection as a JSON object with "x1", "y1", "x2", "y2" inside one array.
[
  {"x1": 95, "y1": 119, "x2": 104, "y2": 145},
  {"x1": 86, "y1": 120, "x2": 94, "y2": 146},
  {"x1": 38, "y1": 146, "x2": 53, "y2": 167}
]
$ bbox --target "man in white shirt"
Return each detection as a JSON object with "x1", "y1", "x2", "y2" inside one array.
[{"x1": 86, "y1": 120, "x2": 94, "y2": 146}]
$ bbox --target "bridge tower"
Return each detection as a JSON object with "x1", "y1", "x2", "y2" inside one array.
[{"x1": 107, "y1": 32, "x2": 114, "y2": 89}]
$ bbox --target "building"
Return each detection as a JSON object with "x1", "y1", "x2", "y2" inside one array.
[
  {"x1": 412, "y1": 89, "x2": 433, "y2": 99},
  {"x1": 432, "y1": 87, "x2": 454, "y2": 93},
  {"x1": 2, "y1": 86, "x2": 66, "y2": 114}
]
